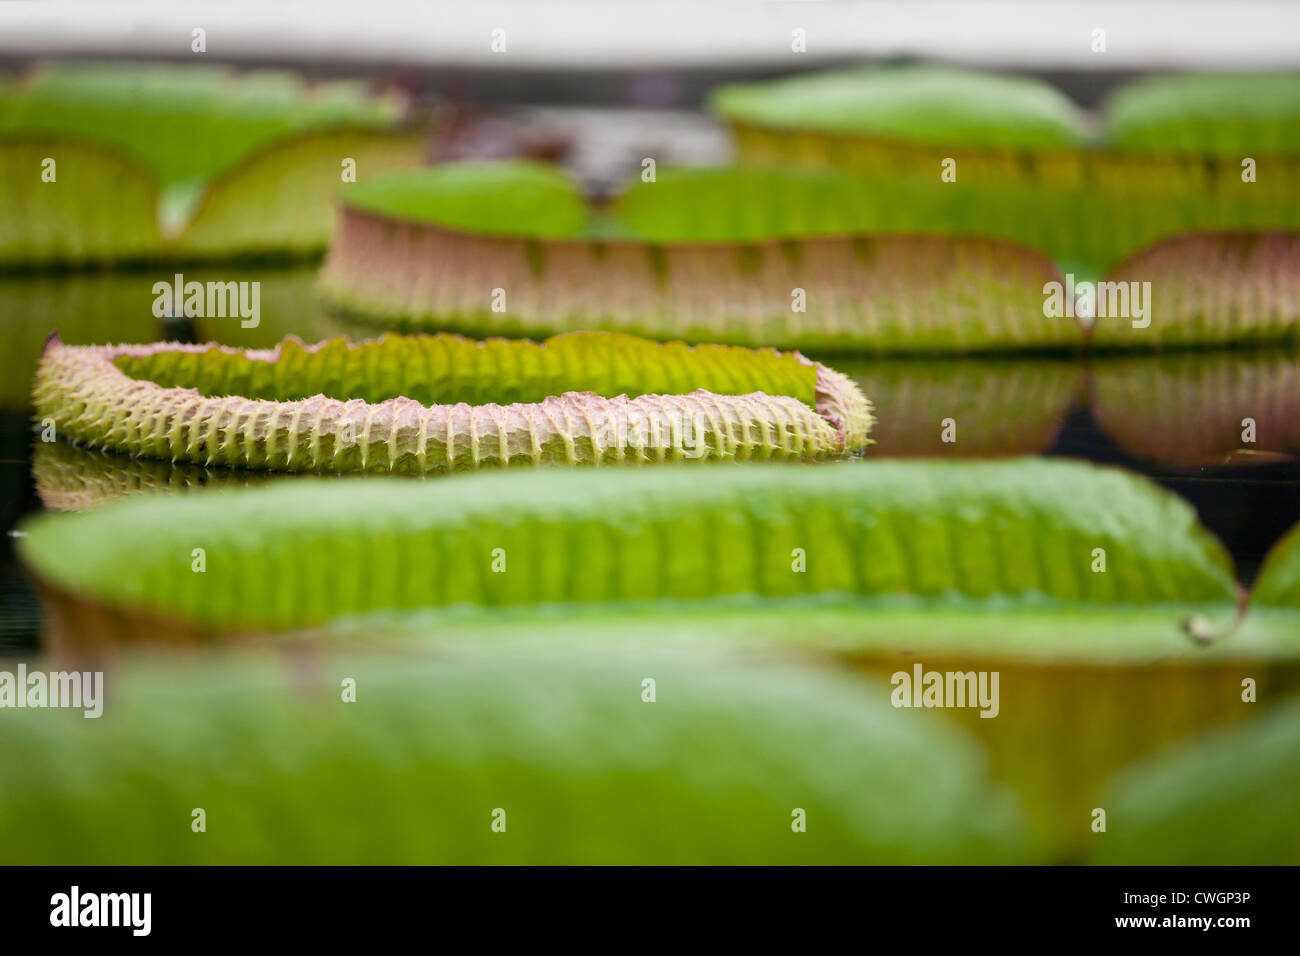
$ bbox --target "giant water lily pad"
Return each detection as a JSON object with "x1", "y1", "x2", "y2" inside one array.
[
  {"x1": 320, "y1": 161, "x2": 1299, "y2": 349},
  {"x1": 0, "y1": 643, "x2": 1026, "y2": 864},
  {"x1": 33, "y1": 331, "x2": 870, "y2": 472},
  {"x1": 0, "y1": 62, "x2": 426, "y2": 266},
  {"x1": 19, "y1": 457, "x2": 1300, "y2": 860}
]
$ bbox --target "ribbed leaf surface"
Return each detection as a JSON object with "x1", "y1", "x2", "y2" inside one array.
[
  {"x1": 19, "y1": 459, "x2": 1239, "y2": 632},
  {"x1": 113, "y1": 332, "x2": 816, "y2": 406},
  {"x1": 174, "y1": 130, "x2": 426, "y2": 255},
  {"x1": 0, "y1": 62, "x2": 406, "y2": 185},
  {"x1": 35, "y1": 332, "x2": 869, "y2": 472},
  {"x1": 713, "y1": 68, "x2": 1300, "y2": 287},
  {"x1": 0, "y1": 141, "x2": 160, "y2": 266},
  {"x1": 324, "y1": 163, "x2": 1076, "y2": 352},
  {"x1": 324, "y1": 162, "x2": 1300, "y2": 348},
  {"x1": 0, "y1": 62, "x2": 421, "y2": 264},
  {"x1": 1091, "y1": 232, "x2": 1300, "y2": 348}
]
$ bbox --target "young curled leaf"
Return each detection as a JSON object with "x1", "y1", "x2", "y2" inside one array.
[{"x1": 33, "y1": 331, "x2": 871, "y2": 472}]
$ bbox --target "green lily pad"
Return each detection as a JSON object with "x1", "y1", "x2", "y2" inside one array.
[
  {"x1": 323, "y1": 161, "x2": 1078, "y2": 352},
  {"x1": 34, "y1": 331, "x2": 868, "y2": 472},
  {"x1": 709, "y1": 65, "x2": 1087, "y2": 149},
  {"x1": 0, "y1": 62, "x2": 424, "y2": 266},
  {"x1": 1104, "y1": 72, "x2": 1300, "y2": 156},
  {"x1": 0, "y1": 62, "x2": 405, "y2": 187},
  {"x1": 1092, "y1": 697, "x2": 1300, "y2": 864},
  {"x1": 0, "y1": 644, "x2": 1026, "y2": 864},
  {"x1": 18, "y1": 458, "x2": 1240, "y2": 634},
  {"x1": 17, "y1": 459, "x2": 1300, "y2": 862},
  {"x1": 324, "y1": 161, "x2": 1298, "y2": 348}
]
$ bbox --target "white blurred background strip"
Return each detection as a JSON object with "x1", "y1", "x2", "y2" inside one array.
[{"x1": 0, "y1": 1, "x2": 1297, "y2": 70}]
